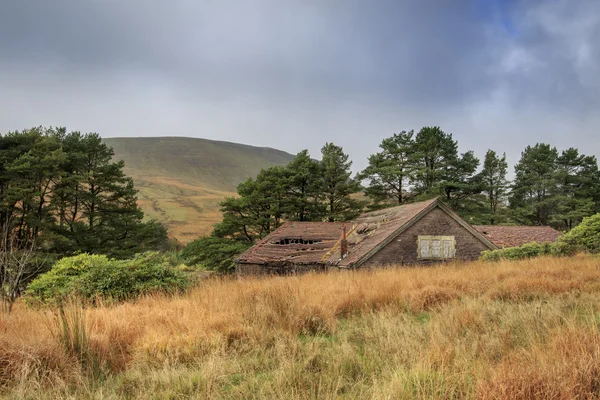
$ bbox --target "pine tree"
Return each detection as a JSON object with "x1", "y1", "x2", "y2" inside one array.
[
  {"x1": 509, "y1": 143, "x2": 559, "y2": 226},
  {"x1": 411, "y1": 126, "x2": 458, "y2": 194},
  {"x1": 359, "y1": 131, "x2": 415, "y2": 206},
  {"x1": 411, "y1": 126, "x2": 480, "y2": 211},
  {"x1": 320, "y1": 143, "x2": 362, "y2": 222},
  {"x1": 286, "y1": 150, "x2": 325, "y2": 221},
  {"x1": 52, "y1": 132, "x2": 167, "y2": 257},
  {"x1": 215, "y1": 166, "x2": 288, "y2": 243},
  {"x1": 0, "y1": 127, "x2": 168, "y2": 259},
  {"x1": 552, "y1": 148, "x2": 600, "y2": 230},
  {"x1": 479, "y1": 150, "x2": 508, "y2": 224}
]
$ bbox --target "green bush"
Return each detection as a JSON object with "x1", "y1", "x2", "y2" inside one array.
[
  {"x1": 180, "y1": 236, "x2": 251, "y2": 273},
  {"x1": 25, "y1": 254, "x2": 112, "y2": 303},
  {"x1": 480, "y1": 242, "x2": 555, "y2": 262},
  {"x1": 25, "y1": 252, "x2": 189, "y2": 304},
  {"x1": 554, "y1": 213, "x2": 600, "y2": 255}
]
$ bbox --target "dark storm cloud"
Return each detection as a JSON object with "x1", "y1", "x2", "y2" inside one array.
[{"x1": 0, "y1": 0, "x2": 599, "y2": 172}]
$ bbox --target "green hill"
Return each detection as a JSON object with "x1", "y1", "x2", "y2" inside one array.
[{"x1": 103, "y1": 137, "x2": 295, "y2": 243}]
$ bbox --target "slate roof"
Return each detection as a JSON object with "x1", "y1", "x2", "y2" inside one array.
[
  {"x1": 236, "y1": 221, "x2": 347, "y2": 265},
  {"x1": 237, "y1": 198, "x2": 504, "y2": 268},
  {"x1": 323, "y1": 198, "x2": 440, "y2": 267},
  {"x1": 473, "y1": 225, "x2": 562, "y2": 248},
  {"x1": 323, "y1": 198, "x2": 498, "y2": 267}
]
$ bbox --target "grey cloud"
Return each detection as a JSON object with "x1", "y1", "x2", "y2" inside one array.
[{"x1": 0, "y1": 0, "x2": 599, "y2": 174}]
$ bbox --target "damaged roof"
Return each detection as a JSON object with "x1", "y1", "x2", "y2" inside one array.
[
  {"x1": 238, "y1": 198, "x2": 563, "y2": 269},
  {"x1": 473, "y1": 225, "x2": 562, "y2": 248},
  {"x1": 323, "y1": 198, "x2": 497, "y2": 267},
  {"x1": 236, "y1": 221, "x2": 347, "y2": 265}
]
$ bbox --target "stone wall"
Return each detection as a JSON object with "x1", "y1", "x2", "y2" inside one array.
[{"x1": 363, "y1": 207, "x2": 490, "y2": 267}]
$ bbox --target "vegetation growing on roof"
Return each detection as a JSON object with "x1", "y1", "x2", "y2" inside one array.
[
  {"x1": 480, "y1": 242, "x2": 556, "y2": 262},
  {"x1": 481, "y1": 213, "x2": 600, "y2": 261}
]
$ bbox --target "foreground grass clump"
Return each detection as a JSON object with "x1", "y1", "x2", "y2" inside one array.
[{"x1": 2, "y1": 255, "x2": 600, "y2": 399}]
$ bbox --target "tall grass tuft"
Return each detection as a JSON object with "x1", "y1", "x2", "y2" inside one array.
[{"x1": 47, "y1": 299, "x2": 104, "y2": 381}]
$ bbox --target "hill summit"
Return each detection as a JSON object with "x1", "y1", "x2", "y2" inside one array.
[{"x1": 104, "y1": 137, "x2": 295, "y2": 242}]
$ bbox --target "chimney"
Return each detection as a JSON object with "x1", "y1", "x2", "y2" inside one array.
[{"x1": 340, "y1": 225, "x2": 348, "y2": 259}]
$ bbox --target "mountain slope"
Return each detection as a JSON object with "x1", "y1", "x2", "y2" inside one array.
[{"x1": 104, "y1": 137, "x2": 295, "y2": 243}]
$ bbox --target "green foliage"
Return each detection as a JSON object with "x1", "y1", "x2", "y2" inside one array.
[
  {"x1": 320, "y1": 142, "x2": 363, "y2": 222},
  {"x1": 480, "y1": 242, "x2": 555, "y2": 262},
  {"x1": 551, "y1": 148, "x2": 600, "y2": 230},
  {"x1": 25, "y1": 254, "x2": 112, "y2": 302},
  {"x1": 509, "y1": 144, "x2": 600, "y2": 230},
  {"x1": 411, "y1": 126, "x2": 478, "y2": 203},
  {"x1": 216, "y1": 145, "x2": 362, "y2": 242},
  {"x1": 554, "y1": 213, "x2": 600, "y2": 255},
  {"x1": 216, "y1": 166, "x2": 289, "y2": 242},
  {"x1": 286, "y1": 150, "x2": 325, "y2": 221},
  {"x1": 359, "y1": 131, "x2": 415, "y2": 206},
  {"x1": 478, "y1": 150, "x2": 509, "y2": 225},
  {"x1": 509, "y1": 143, "x2": 560, "y2": 226},
  {"x1": 25, "y1": 252, "x2": 188, "y2": 304},
  {"x1": 0, "y1": 127, "x2": 169, "y2": 262},
  {"x1": 361, "y1": 126, "x2": 483, "y2": 217},
  {"x1": 180, "y1": 236, "x2": 251, "y2": 273}
]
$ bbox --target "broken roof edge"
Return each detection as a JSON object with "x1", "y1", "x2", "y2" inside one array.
[
  {"x1": 346, "y1": 197, "x2": 440, "y2": 268},
  {"x1": 235, "y1": 220, "x2": 347, "y2": 264},
  {"x1": 234, "y1": 221, "x2": 293, "y2": 264}
]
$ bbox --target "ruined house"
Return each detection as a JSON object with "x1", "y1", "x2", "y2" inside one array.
[{"x1": 235, "y1": 197, "x2": 562, "y2": 276}]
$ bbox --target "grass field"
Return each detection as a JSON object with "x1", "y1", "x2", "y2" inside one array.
[
  {"x1": 2, "y1": 255, "x2": 600, "y2": 399},
  {"x1": 104, "y1": 137, "x2": 295, "y2": 243}
]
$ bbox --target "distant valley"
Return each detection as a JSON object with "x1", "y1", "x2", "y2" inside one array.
[{"x1": 104, "y1": 137, "x2": 295, "y2": 243}]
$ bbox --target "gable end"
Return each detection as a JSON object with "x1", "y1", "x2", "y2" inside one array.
[{"x1": 352, "y1": 200, "x2": 497, "y2": 268}]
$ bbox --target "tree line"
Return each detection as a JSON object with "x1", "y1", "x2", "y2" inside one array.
[
  {"x1": 0, "y1": 127, "x2": 168, "y2": 259},
  {"x1": 209, "y1": 126, "x2": 600, "y2": 246}
]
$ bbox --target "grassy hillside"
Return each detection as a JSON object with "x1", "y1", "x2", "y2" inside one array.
[
  {"x1": 103, "y1": 137, "x2": 295, "y2": 242},
  {"x1": 3, "y1": 256, "x2": 600, "y2": 398}
]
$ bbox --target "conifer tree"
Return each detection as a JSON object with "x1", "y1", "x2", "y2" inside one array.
[
  {"x1": 359, "y1": 131, "x2": 415, "y2": 206},
  {"x1": 320, "y1": 143, "x2": 362, "y2": 221},
  {"x1": 509, "y1": 143, "x2": 559, "y2": 226},
  {"x1": 411, "y1": 126, "x2": 480, "y2": 210},
  {"x1": 479, "y1": 150, "x2": 509, "y2": 224},
  {"x1": 552, "y1": 148, "x2": 600, "y2": 230},
  {"x1": 286, "y1": 150, "x2": 325, "y2": 221}
]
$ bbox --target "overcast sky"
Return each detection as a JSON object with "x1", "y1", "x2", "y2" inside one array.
[{"x1": 1, "y1": 0, "x2": 599, "y2": 173}]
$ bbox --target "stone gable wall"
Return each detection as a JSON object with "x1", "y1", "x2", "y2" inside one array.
[{"x1": 362, "y1": 207, "x2": 490, "y2": 267}]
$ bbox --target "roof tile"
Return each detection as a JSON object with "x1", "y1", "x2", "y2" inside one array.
[
  {"x1": 473, "y1": 225, "x2": 562, "y2": 248},
  {"x1": 237, "y1": 221, "x2": 346, "y2": 264}
]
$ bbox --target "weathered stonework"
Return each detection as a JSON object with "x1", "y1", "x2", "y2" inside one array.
[
  {"x1": 362, "y1": 207, "x2": 489, "y2": 267},
  {"x1": 236, "y1": 262, "x2": 326, "y2": 276}
]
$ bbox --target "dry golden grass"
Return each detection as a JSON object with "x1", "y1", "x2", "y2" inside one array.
[{"x1": 2, "y1": 255, "x2": 600, "y2": 399}]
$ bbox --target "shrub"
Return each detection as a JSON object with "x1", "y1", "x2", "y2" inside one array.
[
  {"x1": 76, "y1": 252, "x2": 189, "y2": 301},
  {"x1": 480, "y1": 242, "x2": 555, "y2": 262},
  {"x1": 25, "y1": 252, "x2": 189, "y2": 304},
  {"x1": 554, "y1": 213, "x2": 600, "y2": 255},
  {"x1": 25, "y1": 254, "x2": 113, "y2": 303},
  {"x1": 180, "y1": 236, "x2": 251, "y2": 273}
]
